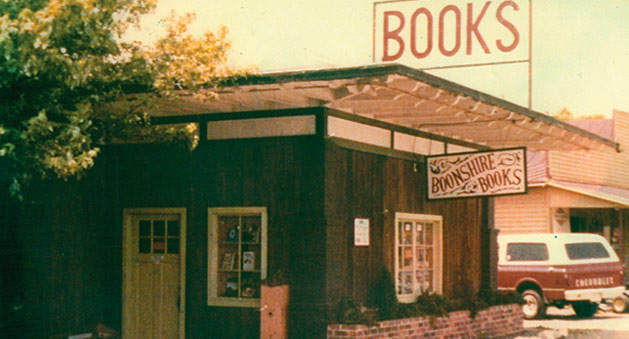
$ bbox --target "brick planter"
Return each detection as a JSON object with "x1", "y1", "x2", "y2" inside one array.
[{"x1": 327, "y1": 304, "x2": 523, "y2": 339}]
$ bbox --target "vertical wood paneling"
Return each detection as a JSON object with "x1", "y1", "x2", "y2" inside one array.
[
  {"x1": 9, "y1": 123, "x2": 489, "y2": 338},
  {"x1": 324, "y1": 143, "x2": 487, "y2": 307},
  {"x1": 7, "y1": 134, "x2": 326, "y2": 338}
]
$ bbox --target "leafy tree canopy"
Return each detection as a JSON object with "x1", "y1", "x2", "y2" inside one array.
[{"x1": 0, "y1": 0, "x2": 247, "y2": 196}]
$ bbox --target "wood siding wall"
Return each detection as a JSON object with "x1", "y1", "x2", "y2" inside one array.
[
  {"x1": 549, "y1": 111, "x2": 629, "y2": 189},
  {"x1": 2, "y1": 156, "x2": 121, "y2": 338},
  {"x1": 494, "y1": 188, "x2": 550, "y2": 233},
  {"x1": 2, "y1": 135, "x2": 326, "y2": 339},
  {"x1": 4, "y1": 121, "x2": 495, "y2": 338},
  {"x1": 324, "y1": 143, "x2": 489, "y2": 309}
]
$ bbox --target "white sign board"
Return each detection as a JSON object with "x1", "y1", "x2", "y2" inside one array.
[
  {"x1": 354, "y1": 218, "x2": 370, "y2": 246},
  {"x1": 427, "y1": 148, "x2": 526, "y2": 199},
  {"x1": 373, "y1": 0, "x2": 530, "y2": 69}
]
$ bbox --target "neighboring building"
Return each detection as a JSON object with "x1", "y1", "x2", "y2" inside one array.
[
  {"x1": 495, "y1": 110, "x2": 629, "y2": 275},
  {"x1": 0, "y1": 65, "x2": 619, "y2": 338}
]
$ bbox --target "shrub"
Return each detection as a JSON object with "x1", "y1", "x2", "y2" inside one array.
[
  {"x1": 333, "y1": 268, "x2": 523, "y2": 325},
  {"x1": 368, "y1": 268, "x2": 399, "y2": 320},
  {"x1": 331, "y1": 296, "x2": 378, "y2": 326}
]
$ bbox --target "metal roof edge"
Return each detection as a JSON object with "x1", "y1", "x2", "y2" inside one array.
[{"x1": 234, "y1": 63, "x2": 620, "y2": 152}]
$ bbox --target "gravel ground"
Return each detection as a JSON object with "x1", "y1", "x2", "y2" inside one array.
[
  {"x1": 502, "y1": 305, "x2": 629, "y2": 338},
  {"x1": 505, "y1": 327, "x2": 629, "y2": 339}
]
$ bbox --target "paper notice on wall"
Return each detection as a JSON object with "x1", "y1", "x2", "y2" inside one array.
[{"x1": 354, "y1": 218, "x2": 370, "y2": 246}]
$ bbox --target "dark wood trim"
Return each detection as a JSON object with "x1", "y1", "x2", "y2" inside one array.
[
  {"x1": 151, "y1": 107, "x2": 324, "y2": 125},
  {"x1": 326, "y1": 137, "x2": 425, "y2": 162},
  {"x1": 316, "y1": 110, "x2": 326, "y2": 139}
]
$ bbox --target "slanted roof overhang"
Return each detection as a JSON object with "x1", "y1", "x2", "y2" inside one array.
[
  {"x1": 548, "y1": 180, "x2": 629, "y2": 207},
  {"x1": 149, "y1": 64, "x2": 619, "y2": 152}
]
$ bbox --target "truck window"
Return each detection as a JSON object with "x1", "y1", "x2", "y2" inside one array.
[
  {"x1": 506, "y1": 243, "x2": 549, "y2": 261},
  {"x1": 565, "y1": 242, "x2": 610, "y2": 260}
]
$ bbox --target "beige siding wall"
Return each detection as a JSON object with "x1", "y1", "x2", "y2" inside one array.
[
  {"x1": 494, "y1": 188, "x2": 550, "y2": 233},
  {"x1": 549, "y1": 110, "x2": 629, "y2": 189}
]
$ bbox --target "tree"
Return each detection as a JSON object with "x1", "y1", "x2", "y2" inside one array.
[
  {"x1": 552, "y1": 107, "x2": 575, "y2": 121},
  {"x1": 551, "y1": 107, "x2": 605, "y2": 121},
  {"x1": 0, "y1": 0, "x2": 246, "y2": 196}
]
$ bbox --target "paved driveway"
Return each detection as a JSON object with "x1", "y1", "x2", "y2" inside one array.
[{"x1": 514, "y1": 305, "x2": 629, "y2": 338}]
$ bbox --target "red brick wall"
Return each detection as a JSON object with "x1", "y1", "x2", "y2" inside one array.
[{"x1": 327, "y1": 304, "x2": 523, "y2": 339}]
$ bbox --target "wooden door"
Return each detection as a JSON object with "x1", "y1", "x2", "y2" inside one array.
[{"x1": 123, "y1": 209, "x2": 186, "y2": 339}]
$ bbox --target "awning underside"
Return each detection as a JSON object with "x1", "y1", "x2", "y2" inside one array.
[
  {"x1": 143, "y1": 65, "x2": 618, "y2": 152},
  {"x1": 549, "y1": 180, "x2": 629, "y2": 207}
]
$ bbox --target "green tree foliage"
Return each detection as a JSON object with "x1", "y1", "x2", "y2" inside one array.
[{"x1": 0, "y1": 0, "x2": 246, "y2": 195}]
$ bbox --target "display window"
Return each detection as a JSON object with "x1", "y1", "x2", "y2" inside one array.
[
  {"x1": 207, "y1": 207, "x2": 267, "y2": 307},
  {"x1": 394, "y1": 213, "x2": 443, "y2": 303}
]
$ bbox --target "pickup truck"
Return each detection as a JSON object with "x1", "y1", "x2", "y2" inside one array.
[{"x1": 497, "y1": 233, "x2": 625, "y2": 319}]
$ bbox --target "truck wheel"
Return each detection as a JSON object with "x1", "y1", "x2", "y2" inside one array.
[
  {"x1": 572, "y1": 301, "x2": 599, "y2": 318},
  {"x1": 612, "y1": 295, "x2": 628, "y2": 313},
  {"x1": 521, "y1": 290, "x2": 545, "y2": 319}
]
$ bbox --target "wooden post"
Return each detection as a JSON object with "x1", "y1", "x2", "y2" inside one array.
[{"x1": 619, "y1": 209, "x2": 626, "y2": 282}]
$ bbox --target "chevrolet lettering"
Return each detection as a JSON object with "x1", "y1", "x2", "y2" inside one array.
[{"x1": 575, "y1": 277, "x2": 614, "y2": 288}]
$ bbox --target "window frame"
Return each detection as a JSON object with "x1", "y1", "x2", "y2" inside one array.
[
  {"x1": 394, "y1": 212, "x2": 443, "y2": 303},
  {"x1": 207, "y1": 207, "x2": 268, "y2": 307}
]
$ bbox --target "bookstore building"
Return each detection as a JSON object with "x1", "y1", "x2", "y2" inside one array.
[{"x1": 1, "y1": 64, "x2": 620, "y2": 338}]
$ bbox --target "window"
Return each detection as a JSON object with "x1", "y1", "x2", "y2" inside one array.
[
  {"x1": 138, "y1": 219, "x2": 180, "y2": 254},
  {"x1": 394, "y1": 213, "x2": 443, "y2": 303},
  {"x1": 506, "y1": 243, "x2": 549, "y2": 261},
  {"x1": 565, "y1": 242, "x2": 610, "y2": 260},
  {"x1": 207, "y1": 207, "x2": 267, "y2": 307}
]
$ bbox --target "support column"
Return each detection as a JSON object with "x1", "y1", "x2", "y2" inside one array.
[{"x1": 481, "y1": 197, "x2": 498, "y2": 290}]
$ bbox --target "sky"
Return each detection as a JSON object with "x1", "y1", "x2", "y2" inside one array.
[{"x1": 125, "y1": 0, "x2": 629, "y2": 118}]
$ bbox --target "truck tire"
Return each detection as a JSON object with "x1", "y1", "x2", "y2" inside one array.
[
  {"x1": 521, "y1": 290, "x2": 545, "y2": 319},
  {"x1": 572, "y1": 301, "x2": 599, "y2": 318},
  {"x1": 612, "y1": 295, "x2": 628, "y2": 313}
]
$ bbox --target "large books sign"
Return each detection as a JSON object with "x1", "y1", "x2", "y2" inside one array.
[
  {"x1": 373, "y1": 0, "x2": 530, "y2": 69},
  {"x1": 426, "y1": 148, "x2": 526, "y2": 200}
]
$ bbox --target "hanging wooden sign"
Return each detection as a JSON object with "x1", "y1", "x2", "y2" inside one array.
[{"x1": 426, "y1": 147, "x2": 527, "y2": 199}]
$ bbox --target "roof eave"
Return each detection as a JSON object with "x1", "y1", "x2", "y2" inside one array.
[{"x1": 233, "y1": 64, "x2": 619, "y2": 152}]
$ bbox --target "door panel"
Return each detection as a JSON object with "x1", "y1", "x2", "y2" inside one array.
[{"x1": 123, "y1": 209, "x2": 186, "y2": 339}]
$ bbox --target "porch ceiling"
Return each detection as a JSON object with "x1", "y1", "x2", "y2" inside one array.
[{"x1": 149, "y1": 64, "x2": 619, "y2": 152}]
